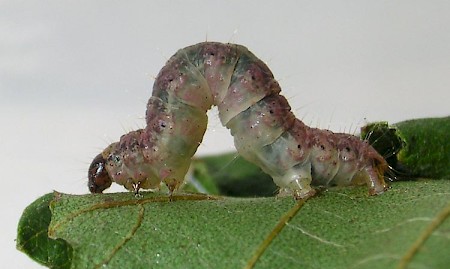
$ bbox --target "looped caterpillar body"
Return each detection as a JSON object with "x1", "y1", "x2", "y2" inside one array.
[{"x1": 88, "y1": 42, "x2": 388, "y2": 198}]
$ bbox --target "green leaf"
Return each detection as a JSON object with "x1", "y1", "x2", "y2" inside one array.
[
  {"x1": 16, "y1": 193, "x2": 73, "y2": 269},
  {"x1": 17, "y1": 180, "x2": 450, "y2": 269}
]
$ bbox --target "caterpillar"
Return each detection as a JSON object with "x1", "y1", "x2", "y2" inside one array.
[{"x1": 88, "y1": 42, "x2": 388, "y2": 199}]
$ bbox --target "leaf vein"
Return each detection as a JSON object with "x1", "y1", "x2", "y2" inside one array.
[
  {"x1": 374, "y1": 217, "x2": 433, "y2": 234},
  {"x1": 94, "y1": 204, "x2": 145, "y2": 268},
  {"x1": 243, "y1": 198, "x2": 308, "y2": 269},
  {"x1": 396, "y1": 201, "x2": 450, "y2": 269},
  {"x1": 49, "y1": 193, "x2": 218, "y2": 234},
  {"x1": 286, "y1": 223, "x2": 345, "y2": 248}
]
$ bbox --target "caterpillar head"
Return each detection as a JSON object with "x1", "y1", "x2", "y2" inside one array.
[{"x1": 88, "y1": 153, "x2": 112, "y2": 193}]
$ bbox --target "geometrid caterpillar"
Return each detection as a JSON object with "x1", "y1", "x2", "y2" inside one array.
[{"x1": 88, "y1": 42, "x2": 388, "y2": 199}]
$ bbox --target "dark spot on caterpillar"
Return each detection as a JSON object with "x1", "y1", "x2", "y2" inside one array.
[
  {"x1": 107, "y1": 155, "x2": 121, "y2": 164},
  {"x1": 297, "y1": 144, "x2": 301, "y2": 149},
  {"x1": 320, "y1": 144, "x2": 326, "y2": 150}
]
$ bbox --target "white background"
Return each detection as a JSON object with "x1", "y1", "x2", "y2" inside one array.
[{"x1": 2, "y1": 1, "x2": 449, "y2": 268}]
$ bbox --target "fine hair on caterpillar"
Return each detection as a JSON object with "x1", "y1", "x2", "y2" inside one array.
[{"x1": 88, "y1": 42, "x2": 388, "y2": 199}]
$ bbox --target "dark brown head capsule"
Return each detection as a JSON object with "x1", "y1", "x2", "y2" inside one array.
[{"x1": 88, "y1": 153, "x2": 112, "y2": 193}]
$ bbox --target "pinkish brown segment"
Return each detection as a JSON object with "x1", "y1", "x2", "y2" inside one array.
[{"x1": 88, "y1": 42, "x2": 388, "y2": 198}]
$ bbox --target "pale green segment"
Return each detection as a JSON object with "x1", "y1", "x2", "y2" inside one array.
[
  {"x1": 225, "y1": 98, "x2": 287, "y2": 176},
  {"x1": 151, "y1": 95, "x2": 208, "y2": 182},
  {"x1": 168, "y1": 51, "x2": 213, "y2": 111},
  {"x1": 145, "y1": 45, "x2": 216, "y2": 183},
  {"x1": 217, "y1": 50, "x2": 279, "y2": 125},
  {"x1": 226, "y1": 99, "x2": 286, "y2": 151},
  {"x1": 193, "y1": 44, "x2": 242, "y2": 105},
  {"x1": 256, "y1": 132, "x2": 306, "y2": 175},
  {"x1": 225, "y1": 95, "x2": 312, "y2": 192},
  {"x1": 258, "y1": 132, "x2": 313, "y2": 188},
  {"x1": 231, "y1": 123, "x2": 313, "y2": 192}
]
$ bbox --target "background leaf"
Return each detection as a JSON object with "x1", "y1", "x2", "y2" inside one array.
[
  {"x1": 187, "y1": 152, "x2": 277, "y2": 197},
  {"x1": 17, "y1": 180, "x2": 450, "y2": 269},
  {"x1": 361, "y1": 117, "x2": 450, "y2": 179}
]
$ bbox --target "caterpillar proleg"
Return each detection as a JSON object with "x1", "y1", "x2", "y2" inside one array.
[{"x1": 88, "y1": 42, "x2": 388, "y2": 199}]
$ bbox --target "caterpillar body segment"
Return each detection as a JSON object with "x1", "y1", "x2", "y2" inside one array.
[{"x1": 88, "y1": 42, "x2": 388, "y2": 198}]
